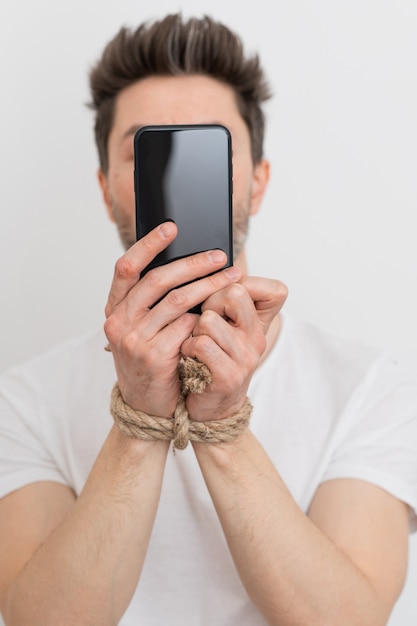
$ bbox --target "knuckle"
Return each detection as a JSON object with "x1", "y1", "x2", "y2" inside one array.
[
  {"x1": 141, "y1": 233, "x2": 156, "y2": 252},
  {"x1": 185, "y1": 253, "x2": 202, "y2": 271},
  {"x1": 227, "y1": 282, "x2": 247, "y2": 300},
  {"x1": 272, "y1": 279, "x2": 289, "y2": 301},
  {"x1": 199, "y1": 309, "x2": 218, "y2": 327},
  {"x1": 120, "y1": 331, "x2": 140, "y2": 358},
  {"x1": 204, "y1": 270, "x2": 231, "y2": 292},
  {"x1": 114, "y1": 256, "x2": 136, "y2": 280},
  {"x1": 206, "y1": 272, "x2": 223, "y2": 289},
  {"x1": 142, "y1": 265, "x2": 163, "y2": 287},
  {"x1": 103, "y1": 316, "x2": 119, "y2": 344},
  {"x1": 165, "y1": 287, "x2": 187, "y2": 308}
]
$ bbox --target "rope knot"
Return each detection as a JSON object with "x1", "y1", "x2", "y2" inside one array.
[{"x1": 110, "y1": 356, "x2": 252, "y2": 449}]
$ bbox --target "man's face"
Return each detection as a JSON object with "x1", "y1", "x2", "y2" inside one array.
[{"x1": 99, "y1": 74, "x2": 269, "y2": 267}]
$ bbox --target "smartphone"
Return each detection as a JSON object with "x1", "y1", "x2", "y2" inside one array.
[{"x1": 134, "y1": 124, "x2": 233, "y2": 311}]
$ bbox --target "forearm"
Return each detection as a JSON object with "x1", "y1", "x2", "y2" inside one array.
[
  {"x1": 193, "y1": 430, "x2": 385, "y2": 626},
  {"x1": 5, "y1": 426, "x2": 169, "y2": 626}
]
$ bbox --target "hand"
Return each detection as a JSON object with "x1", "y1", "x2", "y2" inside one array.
[
  {"x1": 180, "y1": 276, "x2": 287, "y2": 422},
  {"x1": 104, "y1": 221, "x2": 242, "y2": 417}
]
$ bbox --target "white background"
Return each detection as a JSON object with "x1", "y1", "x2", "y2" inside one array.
[{"x1": 0, "y1": 1, "x2": 416, "y2": 623}]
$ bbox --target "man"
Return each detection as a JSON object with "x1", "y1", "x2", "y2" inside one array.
[{"x1": 0, "y1": 13, "x2": 416, "y2": 626}]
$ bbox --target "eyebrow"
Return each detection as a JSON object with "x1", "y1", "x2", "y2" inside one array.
[{"x1": 120, "y1": 124, "x2": 144, "y2": 144}]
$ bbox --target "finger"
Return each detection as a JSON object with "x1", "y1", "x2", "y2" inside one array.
[
  {"x1": 181, "y1": 329, "x2": 233, "y2": 383},
  {"x1": 181, "y1": 330, "x2": 253, "y2": 416},
  {"x1": 140, "y1": 264, "x2": 242, "y2": 339},
  {"x1": 238, "y1": 276, "x2": 288, "y2": 332},
  {"x1": 129, "y1": 249, "x2": 235, "y2": 314},
  {"x1": 191, "y1": 303, "x2": 266, "y2": 363},
  {"x1": 182, "y1": 312, "x2": 241, "y2": 363},
  {"x1": 201, "y1": 283, "x2": 256, "y2": 331},
  {"x1": 124, "y1": 312, "x2": 197, "y2": 365},
  {"x1": 105, "y1": 221, "x2": 177, "y2": 317}
]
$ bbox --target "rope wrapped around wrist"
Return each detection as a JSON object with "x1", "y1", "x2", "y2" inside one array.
[{"x1": 110, "y1": 357, "x2": 252, "y2": 450}]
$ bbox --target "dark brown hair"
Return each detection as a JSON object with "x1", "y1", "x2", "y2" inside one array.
[{"x1": 88, "y1": 13, "x2": 272, "y2": 173}]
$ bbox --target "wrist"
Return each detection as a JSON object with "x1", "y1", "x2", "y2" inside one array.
[
  {"x1": 110, "y1": 381, "x2": 252, "y2": 451},
  {"x1": 191, "y1": 427, "x2": 252, "y2": 467},
  {"x1": 108, "y1": 423, "x2": 170, "y2": 466}
]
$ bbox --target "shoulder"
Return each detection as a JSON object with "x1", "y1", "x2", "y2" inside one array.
[
  {"x1": 274, "y1": 313, "x2": 417, "y2": 420},
  {"x1": 257, "y1": 314, "x2": 417, "y2": 525},
  {"x1": 0, "y1": 329, "x2": 115, "y2": 498},
  {"x1": 0, "y1": 328, "x2": 115, "y2": 410},
  {"x1": 259, "y1": 313, "x2": 392, "y2": 404},
  {"x1": 277, "y1": 313, "x2": 382, "y2": 370}
]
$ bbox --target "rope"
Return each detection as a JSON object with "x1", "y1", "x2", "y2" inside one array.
[{"x1": 110, "y1": 357, "x2": 252, "y2": 450}]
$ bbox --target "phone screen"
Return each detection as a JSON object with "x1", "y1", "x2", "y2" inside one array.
[{"x1": 134, "y1": 124, "x2": 233, "y2": 277}]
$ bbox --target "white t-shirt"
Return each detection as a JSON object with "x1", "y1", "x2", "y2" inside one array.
[{"x1": 1, "y1": 313, "x2": 417, "y2": 625}]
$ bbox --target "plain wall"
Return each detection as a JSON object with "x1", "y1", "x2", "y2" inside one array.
[{"x1": 0, "y1": 1, "x2": 416, "y2": 623}]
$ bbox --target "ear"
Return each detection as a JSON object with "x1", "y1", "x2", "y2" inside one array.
[
  {"x1": 250, "y1": 158, "x2": 270, "y2": 216},
  {"x1": 97, "y1": 169, "x2": 115, "y2": 223}
]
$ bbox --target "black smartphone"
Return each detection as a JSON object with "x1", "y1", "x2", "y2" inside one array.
[{"x1": 134, "y1": 124, "x2": 233, "y2": 311}]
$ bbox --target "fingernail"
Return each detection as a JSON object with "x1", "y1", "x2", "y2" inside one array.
[
  {"x1": 159, "y1": 221, "x2": 173, "y2": 238},
  {"x1": 208, "y1": 249, "x2": 226, "y2": 263},
  {"x1": 224, "y1": 266, "x2": 241, "y2": 279}
]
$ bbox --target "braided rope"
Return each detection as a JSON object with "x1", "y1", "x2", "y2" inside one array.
[{"x1": 110, "y1": 357, "x2": 252, "y2": 450}]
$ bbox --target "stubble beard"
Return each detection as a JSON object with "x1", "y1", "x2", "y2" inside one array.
[
  {"x1": 111, "y1": 200, "x2": 136, "y2": 251},
  {"x1": 232, "y1": 199, "x2": 251, "y2": 260}
]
